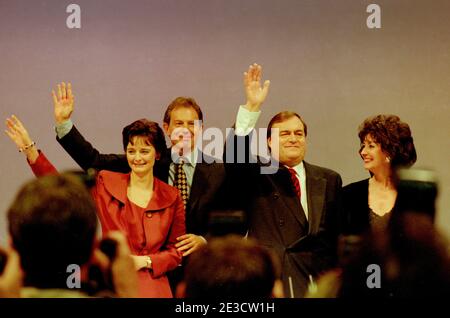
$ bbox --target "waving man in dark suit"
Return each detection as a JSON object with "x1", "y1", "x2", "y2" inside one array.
[{"x1": 227, "y1": 64, "x2": 342, "y2": 298}]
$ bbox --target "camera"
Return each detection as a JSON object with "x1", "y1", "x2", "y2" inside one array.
[
  {"x1": 394, "y1": 168, "x2": 438, "y2": 221},
  {"x1": 85, "y1": 238, "x2": 118, "y2": 296},
  {"x1": 99, "y1": 238, "x2": 118, "y2": 261}
]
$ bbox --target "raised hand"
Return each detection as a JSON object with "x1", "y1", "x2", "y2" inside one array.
[
  {"x1": 5, "y1": 115, "x2": 39, "y2": 163},
  {"x1": 52, "y1": 82, "x2": 74, "y2": 124},
  {"x1": 243, "y1": 63, "x2": 270, "y2": 111},
  {"x1": 5, "y1": 115, "x2": 33, "y2": 150}
]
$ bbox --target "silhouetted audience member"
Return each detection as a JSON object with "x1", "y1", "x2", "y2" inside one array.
[
  {"x1": 176, "y1": 235, "x2": 284, "y2": 298},
  {"x1": 6, "y1": 174, "x2": 138, "y2": 297},
  {"x1": 308, "y1": 213, "x2": 450, "y2": 298},
  {"x1": 340, "y1": 212, "x2": 450, "y2": 298},
  {"x1": 8, "y1": 174, "x2": 97, "y2": 296}
]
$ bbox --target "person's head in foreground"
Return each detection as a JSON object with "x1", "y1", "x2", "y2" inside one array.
[
  {"x1": 177, "y1": 235, "x2": 284, "y2": 298},
  {"x1": 7, "y1": 174, "x2": 97, "y2": 290}
]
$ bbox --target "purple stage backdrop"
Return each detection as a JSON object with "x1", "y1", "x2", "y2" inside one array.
[{"x1": 1, "y1": 0, "x2": 449, "y2": 244}]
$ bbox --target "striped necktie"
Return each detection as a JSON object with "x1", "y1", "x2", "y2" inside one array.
[{"x1": 174, "y1": 161, "x2": 189, "y2": 208}]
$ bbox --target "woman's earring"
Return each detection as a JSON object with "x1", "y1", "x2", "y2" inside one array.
[{"x1": 386, "y1": 157, "x2": 390, "y2": 163}]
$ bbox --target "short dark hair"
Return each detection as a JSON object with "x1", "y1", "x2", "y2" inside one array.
[
  {"x1": 122, "y1": 119, "x2": 167, "y2": 155},
  {"x1": 358, "y1": 114, "x2": 417, "y2": 168},
  {"x1": 163, "y1": 97, "x2": 203, "y2": 125},
  {"x1": 267, "y1": 111, "x2": 307, "y2": 140},
  {"x1": 8, "y1": 174, "x2": 98, "y2": 289},
  {"x1": 183, "y1": 235, "x2": 281, "y2": 298}
]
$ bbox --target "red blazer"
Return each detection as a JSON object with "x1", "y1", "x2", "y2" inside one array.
[{"x1": 29, "y1": 152, "x2": 186, "y2": 298}]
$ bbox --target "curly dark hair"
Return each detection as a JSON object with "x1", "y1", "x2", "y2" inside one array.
[
  {"x1": 122, "y1": 119, "x2": 167, "y2": 157},
  {"x1": 358, "y1": 114, "x2": 417, "y2": 168}
]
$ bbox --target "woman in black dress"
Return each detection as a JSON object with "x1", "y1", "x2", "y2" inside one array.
[{"x1": 342, "y1": 114, "x2": 417, "y2": 234}]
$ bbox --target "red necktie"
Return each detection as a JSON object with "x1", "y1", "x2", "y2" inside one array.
[{"x1": 288, "y1": 168, "x2": 301, "y2": 199}]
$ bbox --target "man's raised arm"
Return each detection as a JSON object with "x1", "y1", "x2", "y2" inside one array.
[{"x1": 53, "y1": 82, "x2": 129, "y2": 173}]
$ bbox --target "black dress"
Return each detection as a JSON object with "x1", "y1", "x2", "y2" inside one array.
[{"x1": 342, "y1": 179, "x2": 393, "y2": 235}]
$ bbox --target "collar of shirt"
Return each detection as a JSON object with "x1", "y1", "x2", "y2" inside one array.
[
  {"x1": 284, "y1": 161, "x2": 305, "y2": 179},
  {"x1": 168, "y1": 150, "x2": 197, "y2": 189},
  {"x1": 171, "y1": 147, "x2": 198, "y2": 168}
]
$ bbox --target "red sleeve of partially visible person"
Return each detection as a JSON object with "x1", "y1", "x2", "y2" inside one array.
[
  {"x1": 150, "y1": 193, "x2": 186, "y2": 278},
  {"x1": 28, "y1": 150, "x2": 58, "y2": 176}
]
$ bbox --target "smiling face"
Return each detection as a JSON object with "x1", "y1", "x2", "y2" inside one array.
[
  {"x1": 126, "y1": 136, "x2": 157, "y2": 177},
  {"x1": 359, "y1": 134, "x2": 391, "y2": 173},
  {"x1": 163, "y1": 106, "x2": 202, "y2": 155},
  {"x1": 268, "y1": 116, "x2": 307, "y2": 167}
]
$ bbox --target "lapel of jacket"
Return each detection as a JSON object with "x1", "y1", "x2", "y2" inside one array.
[
  {"x1": 304, "y1": 162, "x2": 327, "y2": 235},
  {"x1": 187, "y1": 153, "x2": 215, "y2": 214},
  {"x1": 155, "y1": 147, "x2": 172, "y2": 183},
  {"x1": 272, "y1": 167, "x2": 308, "y2": 230},
  {"x1": 100, "y1": 171, "x2": 177, "y2": 212}
]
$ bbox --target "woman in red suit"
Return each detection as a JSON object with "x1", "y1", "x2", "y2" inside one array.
[{"x1": 6, "y1": 114, "x2": 185, "y2": 298}]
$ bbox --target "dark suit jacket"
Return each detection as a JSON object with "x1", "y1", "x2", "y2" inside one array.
[
  {"x1": 342, "y1": 179, "x2": 371, "y2": 235},
  {"x1": 57, "y1": 125, "x2": 227, "y2": 236},
  {"x1": 225, "y1": 134, "x2": 342, "y2": 298}
]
